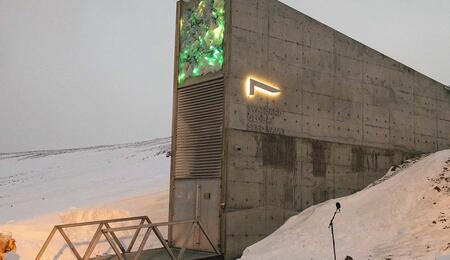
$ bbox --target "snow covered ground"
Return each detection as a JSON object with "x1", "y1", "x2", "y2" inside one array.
[
  {"x1": 2, "y1": 139, "x2": 450, "y2": 259},
  {"x1": 240, "y1": 150, "x2": 450, "y2": 260},
  {"x1": 0, "y1": 138, "x2": 171, "y2": 260}
]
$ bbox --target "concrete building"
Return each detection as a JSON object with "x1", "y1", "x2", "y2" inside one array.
[{"x1": 168, "y1": 0, "x2": 450, "y2": 259}]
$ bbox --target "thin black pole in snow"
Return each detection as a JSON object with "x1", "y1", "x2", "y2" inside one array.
[
  {"x1": 328, "y1": 202, "x2": 341, "y2": 260},
  {"x1": 330, "y1": 222, "x2": 336, "y2": 260}
]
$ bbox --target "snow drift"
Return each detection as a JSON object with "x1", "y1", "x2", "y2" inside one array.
[{"x1": 241, "y1": 150, "x2": 450, "y2": 260}]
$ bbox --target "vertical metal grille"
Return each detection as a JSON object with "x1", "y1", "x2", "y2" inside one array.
[{"x1": 175, "y1": 77, "x2": 224, "y2": 178}]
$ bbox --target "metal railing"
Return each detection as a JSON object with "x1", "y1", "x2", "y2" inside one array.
[{"x1": 36, "y1": 216, "x2": 221, "y2": 260}]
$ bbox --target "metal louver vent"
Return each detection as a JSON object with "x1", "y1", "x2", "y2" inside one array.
[{"x1": 175, "y1": 77, "x2": 224, "y2": 179}]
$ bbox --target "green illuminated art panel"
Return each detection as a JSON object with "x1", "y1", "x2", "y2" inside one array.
[{"x1": 178, "y1": 0, "x2": 225, "y2": 87}]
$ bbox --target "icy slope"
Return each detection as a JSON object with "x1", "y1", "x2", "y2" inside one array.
[
  {"x1": 0, "y1": 137, "x2": 171, "y2": 223},
  {"x1": 241, "y1": 150, "x2": 450, "y2": 260}
]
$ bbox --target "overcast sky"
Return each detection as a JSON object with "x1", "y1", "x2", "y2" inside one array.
[{"x1": 0, "y1": 0, "x2": 449, "y2": 153}]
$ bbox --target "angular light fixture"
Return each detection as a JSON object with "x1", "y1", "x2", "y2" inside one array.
[{"x1": 247, "y1": 78, "x2": 280, "y2": 96}]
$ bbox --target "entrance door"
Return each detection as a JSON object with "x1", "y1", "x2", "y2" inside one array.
[{"x1": 170, "y1": 178, "x2": 221, "y2": 251}]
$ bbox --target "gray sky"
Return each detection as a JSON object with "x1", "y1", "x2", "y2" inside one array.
[{"x1": 0, "y1": 0, "x2": 449, "y2": 153}]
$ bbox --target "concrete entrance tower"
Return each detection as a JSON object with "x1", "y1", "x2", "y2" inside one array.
[{"x1": 168, "y1": 0, "x2": 450, "y2": 259}]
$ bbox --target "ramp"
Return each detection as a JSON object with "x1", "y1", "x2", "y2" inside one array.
[{"x1": 92, "y1": 247, "x2": 221, "y2": 260}]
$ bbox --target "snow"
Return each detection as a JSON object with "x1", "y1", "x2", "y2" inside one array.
[
  {"x1": 2, "y1": 139, "x2": 450, "y2": 260},
  {"x1": 241, "y1": 150, "x2": 450, "y2": 260},
  {"x1": 0, "y1": 138, "x2": 171, "y2": 260}
]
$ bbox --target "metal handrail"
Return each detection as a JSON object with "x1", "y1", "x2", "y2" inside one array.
[
  {"x1": 101, "y1": 219, "x2": 221, "y2": 260},
  {"x1": 102, "y1": 219, "x2": 196, "y2": 232},
  {"x1": 35, "y1": 216, "x2": 221, "y2": 260},
  {"x1": 55, "y1": 216, "x2": 148, "y2": 228},
  {"x1": 36, "y1": 216, "x2": 152, "y2": 260}
]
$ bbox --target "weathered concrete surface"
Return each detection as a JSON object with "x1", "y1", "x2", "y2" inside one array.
[
  {"x1": 222, "y1": 0, "x2": 450, "y2": 258},
  {"x1": 223, "y1": 129, "x2": 411, "y2": 257}
]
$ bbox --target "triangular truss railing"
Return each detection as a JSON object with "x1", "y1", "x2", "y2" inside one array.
[{"x1": 35, "y1": 216, "x2": 221, "y2": 260}]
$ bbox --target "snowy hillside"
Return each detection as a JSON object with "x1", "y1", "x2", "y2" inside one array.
[
  {"x1": 240, "y1": 150, "x2": 450, "y2": 260},
  {"x1": 0, "y1": 138, "x2": 171, "y2": 259},
  {"x1": 0, "y1": 138, "x2": 170, "y2": 223}
]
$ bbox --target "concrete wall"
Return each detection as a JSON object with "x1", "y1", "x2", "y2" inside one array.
[{"x1": 222, "y1": 0, "x2": 450, "y2": 258}]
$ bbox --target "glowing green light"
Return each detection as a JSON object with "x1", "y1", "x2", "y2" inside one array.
[
  {"x1": 197, "y1": 0, "x2": 206, "y2": 14},
  {"x1": 178, "y1": 0, "x2": 225, "y2": 87},
  {"x1": 178, "y1": 72, "x2": 186, "y2": 84},
  {"x1": 213, "y1": 26, "x2": 223, "y2": 40},
  {"x1": 193, "y1": 67, "x2": 200, "y2": 76}
]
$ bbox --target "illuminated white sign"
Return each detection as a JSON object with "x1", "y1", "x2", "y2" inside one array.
[{"x1": 247, "y1": 78, "x2": 280, "y2": 97}]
